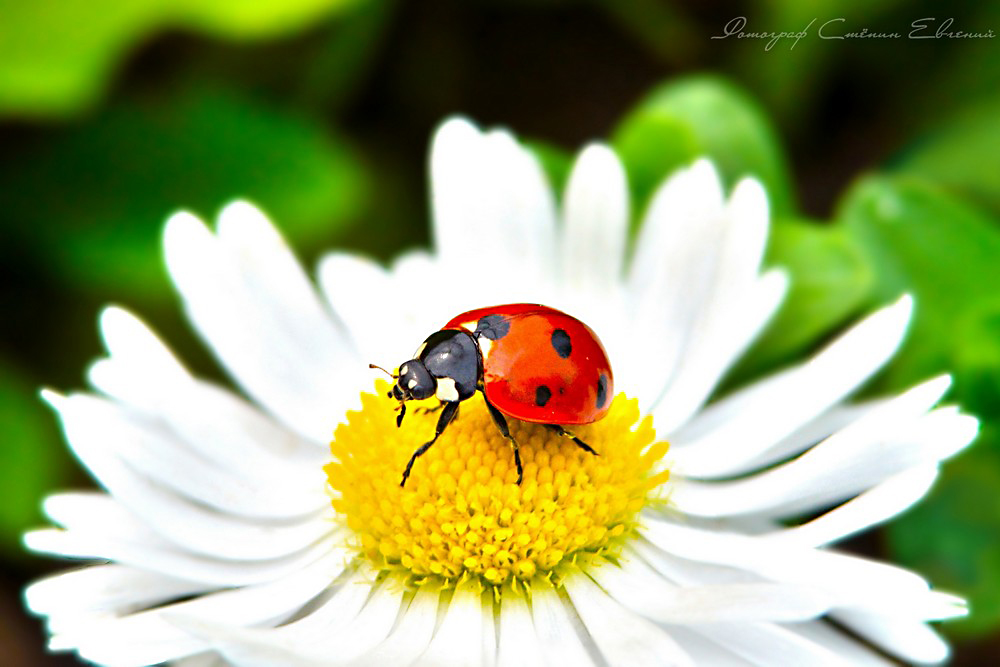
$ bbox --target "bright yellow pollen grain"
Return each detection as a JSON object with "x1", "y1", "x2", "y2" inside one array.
[{"x1": 325, "y1": 381, "x2": 670, "y2": 588}]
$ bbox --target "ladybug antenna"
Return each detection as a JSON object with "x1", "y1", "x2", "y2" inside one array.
[{"x1": 369, "y1": 363, "x2": 398, "y2": 379}]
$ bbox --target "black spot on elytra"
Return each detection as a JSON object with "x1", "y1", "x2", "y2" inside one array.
[
  {"x1": 596, "y1": 374, "x2": 608, "y2": 409},
  {"x1": 551, "y1": 328, "x2": 572, "y2": 358},
  {"x1": 535, "y1": 385, "x2": 552, "y2": 407},
  {"x1": 475, "y1": 315, "x2": 510, "y2": 340}
]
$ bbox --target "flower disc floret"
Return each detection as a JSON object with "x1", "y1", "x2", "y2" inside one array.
[{"x1": 326, "y1": 382, "x2": 669, "y2": 587}]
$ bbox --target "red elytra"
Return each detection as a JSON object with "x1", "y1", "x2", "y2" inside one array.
[{"x1": 442, "y1": 304, "x2": 613, "y2": 425}]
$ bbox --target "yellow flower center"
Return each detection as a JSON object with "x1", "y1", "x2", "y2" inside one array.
[{"x1": 325, "y1": 381, "x2": 669, "y2": 588}]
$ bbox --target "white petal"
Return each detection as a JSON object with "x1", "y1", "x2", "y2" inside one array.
[
  {"x1": 413, "y1": 579, "x2": 488, "y2": 667},
  {"x1": 628, "y1": 540, "x2": 761, "y2": 588},
  {"x1": 625, "y1": 160, "x2": 727, "y2": 404},
  {"x1": 784, "y1": 621, "x2": 900, "y2": 666},
  {"x1": 163, "y1": 207, "x2": 360, "y2": 443},
  {"x1": 25, "y1": 564, "x2": 207, "y2": 620},
  {"x1": 628, "y1": 159, "x2": 724, "y2": 301},
  {"x1": 43, "y1": 392, "x2": 331, "y2": 560},
  {"x1": 669, "y1": 295, "x2": 914, "y2": 477},
  {"x1": 689, "y1": 622, "x2": 857, "y2": 667},
  {"x1": 670, "y1": 385, "x2": 976, "y2": 519},
  {"x1": 563, "y1": 573, "x2": 695, "y2": 666},
  {"x1": 318, "y1": 252, "x2": 415, "y2": 366},
  {"x1": 659, "y1": 627, "x2": 756, "y2": 666},
  {"x1": 645, "y1": 176, "x2": 776, "y2": 427},
  {"x1": 529, "y1": 585, "x2": 599, "y2": 667},
  {"x1": 560, "y1": 144, "x2": 629, "y2": 293},
  {"x1": 345, "y1": 587, "x2": 440, "y2": 666},
  {"x1": 774, "y1": 465, "x2": 940, "y2": 547},
  {"x1": 38, "y1": 491, "x2": 167, "y2": 544},
  {"x1": 96, "y1": 305, "x2": 191, "y2": 389},
  {"x1": 496, "y1": 591, "x2": 546, "y2": 667},
  {"x1": 650, "y1": 268, "x2": 787, "y2": 429},
  {"x1": 639, "y1": 519, "x2": 953, "y2": 618},
  {"x1": 181, "y1": 568, "x2": 403, "y2": 666},
  {"x1": 91, "y1": 306, "x2": 324, "y2": 468},
  {"x1": 25, "y1": 524, "x2": 344, "y2": 588},
  {"x1": 832, "y1": 609, "x2": 952, "y2": 664},
  {"x1": 588, "y1": 557, "x2": 832, "y2": 624},
  {"x1": 47, "y1": 546, "x2": 349, "y2": 667},
  {"x1": 687, "y1": 401, "x2": 881, "y2": 479},
  {"x1": 430, "y1": 118, "x2": 557, "y2": 302},
  {"x1": 172, "y1": 653, "x2": 229, "y2": 667},
  {"x1": 56, "y1": 387, "x2": 326, "y2": 521}
]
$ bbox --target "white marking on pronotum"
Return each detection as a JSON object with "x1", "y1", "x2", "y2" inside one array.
[
  {"x1": 460, "y1": 320, "x2": 476, "y2": 332},
  {"x1": 436, "y1": 377, "x2": 459, "y2": 402},
  {"x1": 478, "y1": 337, "x2": 493, "y2": 359},
  {"x1": 408, "y1": 378, "x2": 418, "y2": 390},
  {"x1": 413, "y1": 343, "x2": 428, "y2": 359}
]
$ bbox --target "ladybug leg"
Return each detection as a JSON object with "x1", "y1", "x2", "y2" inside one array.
[
  {"x1": 413, "y1": 401, "x2": 446, "y2": 416},
  {"x1": 400, "y1": 401, "x2": 460, "y2": 487},
  {"x1": 485, "y1": 400, "x2": 523, "y2": 485},
  {"x1": 545, "y1": 424, "x2": 598, "y2": 456}
]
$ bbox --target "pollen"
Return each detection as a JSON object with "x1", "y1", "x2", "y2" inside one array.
[{"x1": 325, "y1": 381, "x2": 670, "y2": 588}]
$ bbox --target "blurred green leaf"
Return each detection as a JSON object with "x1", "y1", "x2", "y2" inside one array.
[
  {"x1": 0, "y1": 0, "x2": 363, "y2": 117},
  {"x1": 837, "y1": 175, "x2": 1000, "y2": 391},
  {"x1": 0, "y1": 89, "x2": 369, "y2": 299},
  {"x1": 0, "y1": 361, "x2": 67, "y2": 559},
  {"x1": 731, "y1": 218, "x2": 873, "y2": 381},
  {"x1": 612, "y1": 75, "x2": 795, "y2": 222},
  {"x1": 894, "y1": 96, "x2": 1000, "y2": 218},
  {"x1": 953, "y1": 302, "x2": 1000, "y2": 418}
]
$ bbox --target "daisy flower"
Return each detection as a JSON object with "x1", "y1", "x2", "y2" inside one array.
[{"x1": 26, "y1": 117, "x2": 977, "y2": 666}]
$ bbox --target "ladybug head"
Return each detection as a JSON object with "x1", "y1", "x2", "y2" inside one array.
[{"x1": 392, "y1": 360, "x2": 436, "y2": 402}]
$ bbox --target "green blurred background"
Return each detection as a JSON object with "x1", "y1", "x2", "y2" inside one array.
[{"x1": 1, "y1": 0, "x2": 999, "y2": 664}]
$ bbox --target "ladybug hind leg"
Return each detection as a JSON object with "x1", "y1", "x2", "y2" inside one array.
[
  {"x1": 485, "y1": 400, "x2": 523, "y2": 485},
  {"x1": 545, "y1": 424, "x2": 598, "y2": 456},
  {"x1": 400, "y1": 401, "x2": 460, "y2": 487}
]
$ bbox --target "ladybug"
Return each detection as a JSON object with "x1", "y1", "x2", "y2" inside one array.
[{"x1": 373, "y1": 304, "x2": 614, "y2": 487}]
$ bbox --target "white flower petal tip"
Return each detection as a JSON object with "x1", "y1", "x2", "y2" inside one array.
[
  {"x1": 217, "y1": 200, "x2": 283, "y2": 245},
  {"x1": 857, "y1": 293, "x2": 913, "y2": 360},
  {"x1": 730, "y1": 175, "x2": 769, "y2": 213},
  {"x1": 688, "y1": 157, "x2": 723, "y2": 191},
  {"x1": 429, "y1": 117, "x2": 482, "y2": 173},
  {"x1": 561, "y1": 144, "x2": 629, "y2": 291},
  {"x1": 164, "y1": 209, "x2": 206, "y2": 235},
  {"x1": 218, "y1": 199, "x2": 266, "y2": 224},
  {"x1": 163, "y1": 210, "x2": 211, "y2": 272},
  {"x1": 434, "y1": 115, "x2": 481, "y2": 138},
  {"x1": 429, "y1": 115, "x2": 556, "y2": 300},
  {"x1": 96, "y1": 306, "x2": 187, "y2": 378},
  {"x1": 38, "y1": 388, "x2": 66, "y2": 411}
]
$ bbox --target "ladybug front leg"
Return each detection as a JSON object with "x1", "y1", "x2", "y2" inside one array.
[
  {"x1": 485, "y1": 400, "x2": 523, "y2": 485},
  {"x1": 545, "y1": 424, "x2": 598, "y2": 456},
  {"x1": 400, "y1": 401, "x2": 460, "y2": 487}
]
